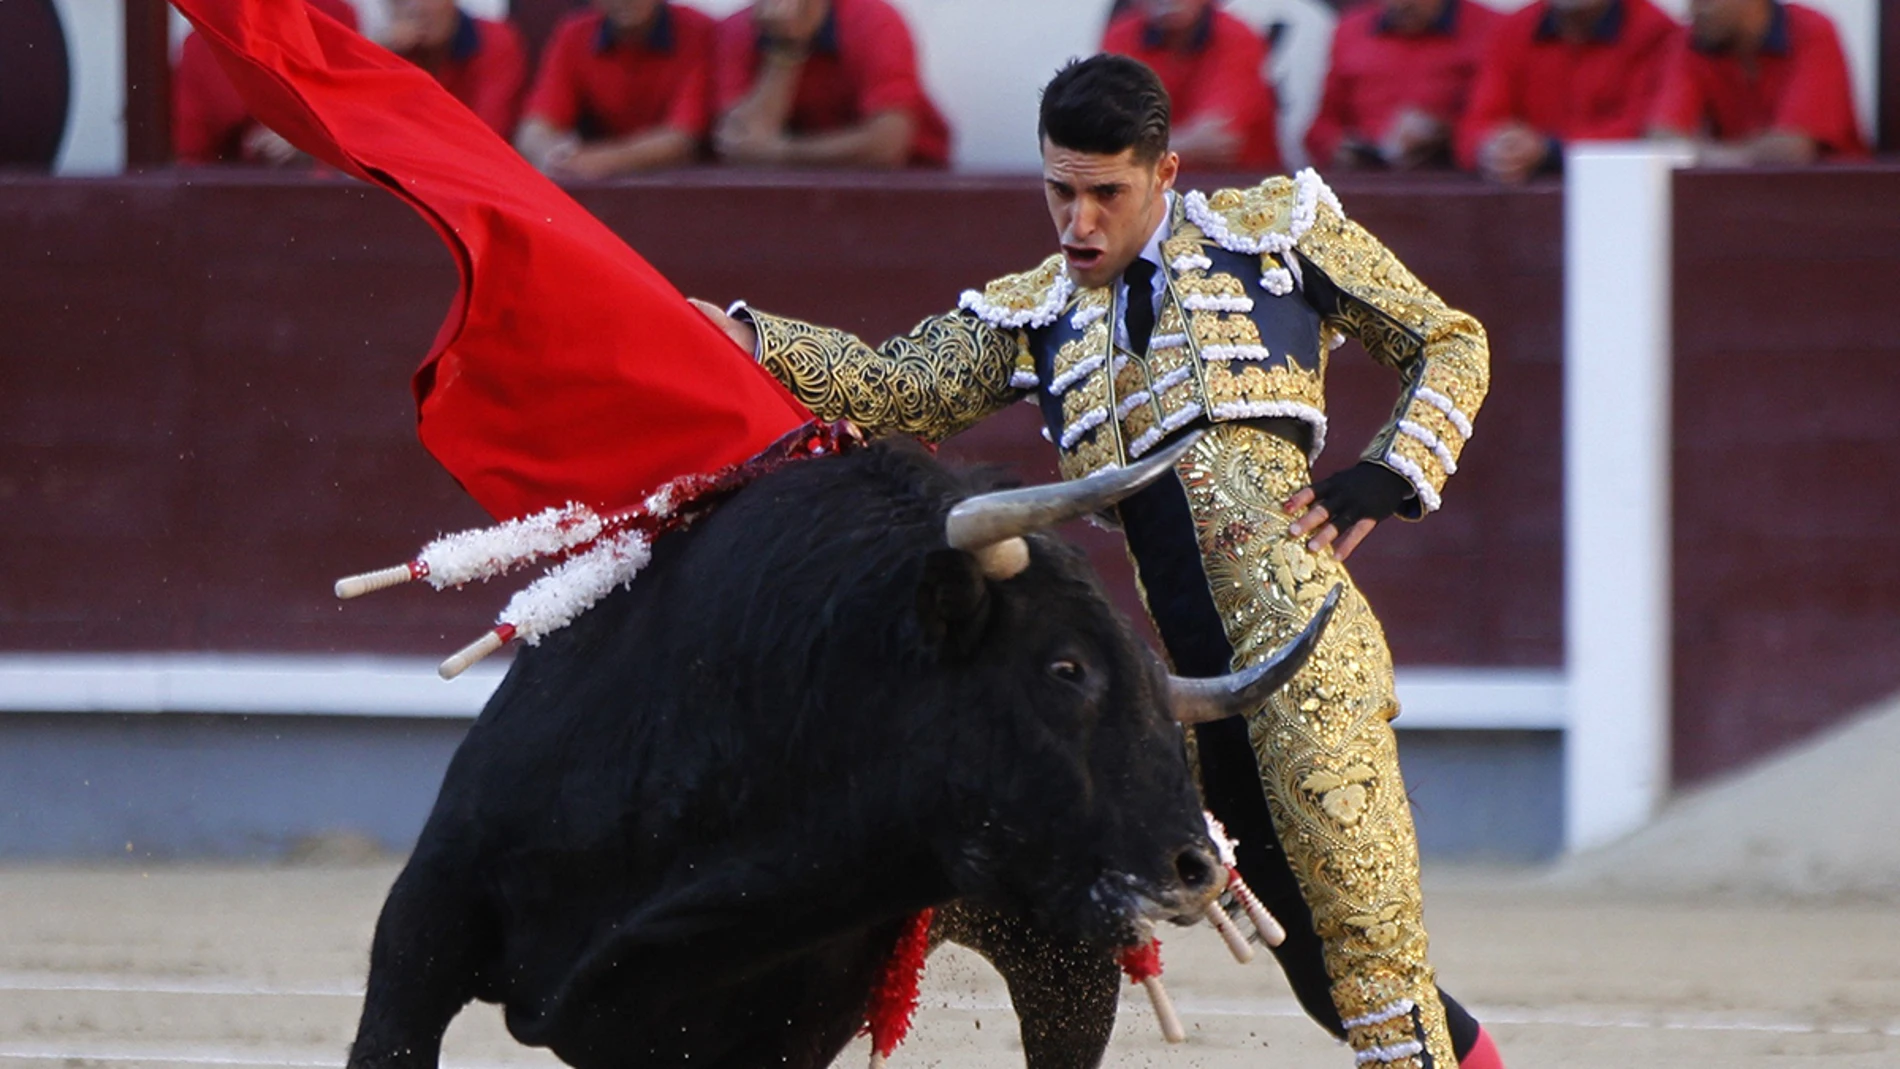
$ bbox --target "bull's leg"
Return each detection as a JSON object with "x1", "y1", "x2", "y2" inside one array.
[
  {"x1": 935, "y1": 901, "x2": 1120, "y2": 1069},
  {"x1": 347, "y1": 856, "x2": 491, "y2": 1069}
]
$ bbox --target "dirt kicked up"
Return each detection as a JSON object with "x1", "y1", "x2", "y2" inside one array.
[{"x1": 1, "y1": 862, "x2": 1896, "y2": 1069}]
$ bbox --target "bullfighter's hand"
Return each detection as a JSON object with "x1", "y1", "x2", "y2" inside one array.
[
  {"x1": 1284, "y1": 487, "x2": 1379, "y2": 563},
  {"x1": 687, "y1": 298, "x2": 759, "y2": 355},
  {"x1": 1283, "y1": 463, "x2": 1414, "y2": 563}
]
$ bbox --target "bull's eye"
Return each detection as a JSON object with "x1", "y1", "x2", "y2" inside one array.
[{"x1": 1048, "y1": 659, "x2": 1085, "y2": 683}]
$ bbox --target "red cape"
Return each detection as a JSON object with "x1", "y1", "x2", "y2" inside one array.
[{"x1": 169, "y1": 0, "x2": 812, "y2": 521}]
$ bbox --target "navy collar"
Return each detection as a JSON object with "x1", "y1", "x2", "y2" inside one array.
[
  {"x1": 449, "y1": 9, "x2": 481, "y2": 62},
  {"x1": 596, "y1": 3, "x2": 676, "y2": 54},
  {"x1": 1534, "y1": 0, "x2": 1625, "y2": 42},
  {"x1": 1141, "y1": 5, "x2": 1215, "y2": 52},
  {"x1": 1377, "y1": 0, "x2": 1461, "y2": 37},
  {"x1": 1691, "y1": 0, "x2": 1789, "y2": 55},
  {"x1": 756, "y1": 4, "x2": 840, "y2": 56}
]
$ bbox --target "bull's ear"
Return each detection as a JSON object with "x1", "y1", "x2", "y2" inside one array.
[{"x1": 917, "y1": 548, "x2": 993, "y2": 656}]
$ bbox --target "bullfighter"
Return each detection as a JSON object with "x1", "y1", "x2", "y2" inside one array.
[{"x1": 694, "y1": 54, "x2": 1503, "y2": 1069}]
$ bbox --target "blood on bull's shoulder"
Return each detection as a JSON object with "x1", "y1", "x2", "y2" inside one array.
[{"x1": 346, "y1": 432, "x2": 1333, "y2": 1069}]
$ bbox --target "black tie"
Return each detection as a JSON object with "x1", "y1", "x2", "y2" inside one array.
[{"x1": 1122, "y1": 258, "x2": 1158, "y2": 354}]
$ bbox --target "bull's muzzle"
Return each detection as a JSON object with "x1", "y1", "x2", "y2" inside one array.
[
  {"x1": 943, "y1": 432, "x2": 1203, "y2": 580},
  {"x1": 1167, "y1": 584, "x2": 1342, "y2": 724}
]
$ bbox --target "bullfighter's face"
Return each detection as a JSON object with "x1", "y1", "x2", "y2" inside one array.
[{"x1": 1041, "y1": 139, "x2": 1180, "y2": 291}]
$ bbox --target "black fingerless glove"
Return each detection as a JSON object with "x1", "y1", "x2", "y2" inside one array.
[{"x1": 1310, "y1": 462, "x2": 1415, "y2": 529}]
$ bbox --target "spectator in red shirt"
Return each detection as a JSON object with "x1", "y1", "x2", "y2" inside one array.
[
  {"x1": 383, "y1": 0, "x2": 528, "y2": 137},
  {"x1": 173, "y1": 0, "x2": 359, "y2": 164},
  {"x1": 712, "y1": 0, "x2": 951, "y2": 167},
  {"x1": 1100, "y1": 0, "x2": 1281, "y2": 173},
  {"x1": 1306, "y1": 0, "x2": 1503, "y2": 171},
  {"x1": 516, "y1": 0, "x2": 716, "y2": 179},
  {"x1": 1649, "y1": 0, "x2": 1866, "y2": 162},
  {"x1": 1457, "y1": 0, "x2": 1679, "y2": 182}
]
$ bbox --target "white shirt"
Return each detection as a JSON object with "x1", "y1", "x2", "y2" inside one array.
[{"x1": 1114, "y1": 192, "x2": 1174, "y2": 351}]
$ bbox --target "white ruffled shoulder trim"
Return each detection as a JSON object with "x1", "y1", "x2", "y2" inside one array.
[
  {"x1": 958, "y1": 270, "x2": 1075, "y2": 330},
  {"x1": 1182, "y1": 169, "x2": 1342, "y2": 259}
]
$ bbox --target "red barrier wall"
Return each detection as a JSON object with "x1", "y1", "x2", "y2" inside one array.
[{"x1": 1671, "y1": 169, "x2": 1900, "y2": 783}]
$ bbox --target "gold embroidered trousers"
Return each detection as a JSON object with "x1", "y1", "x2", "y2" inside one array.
[{"x1": 1169, "y1": 423, "x2": 1451, "y2": 1068}]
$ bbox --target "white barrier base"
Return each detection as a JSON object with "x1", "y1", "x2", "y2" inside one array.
[{"x1": 0, "y1": 654, "x2": 1563, "y2": 729}]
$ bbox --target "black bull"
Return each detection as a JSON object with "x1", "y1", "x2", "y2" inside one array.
[{"x1": 347, "y1": 436, "x2": 1330, "y2": 1069}]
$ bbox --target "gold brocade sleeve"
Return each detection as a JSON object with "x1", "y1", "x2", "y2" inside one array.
[
  {"x1": 747, "y1": 308, "x2": 1034, "y2": 443},
  {"x1": 1294, "y1": 201, "x2": 1489, "y2": 516}
]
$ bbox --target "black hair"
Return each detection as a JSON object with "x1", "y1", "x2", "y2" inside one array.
[{"x1": 1037, "y1": 55, "x2": 1171, "y2": 162}]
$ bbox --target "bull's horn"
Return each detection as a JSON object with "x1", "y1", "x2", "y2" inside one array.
[
  {"x1": 1168, "y1": 584, "x2": 1342, "y2": 724},
  {"x1": 945, "y1": 431, "x2": 1202, "y2": 579}
]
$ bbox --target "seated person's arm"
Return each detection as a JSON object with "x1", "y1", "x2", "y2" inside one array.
[
  {"x1": 520, "y1": 116, "x2": 697, "y2": 178},
  {"x1": 714, "y1": 0, "x2": 814, "y2": 162},
  {"x1": 1168, "y1": 116, "x2": 1244, "y2": 168},
  {"x1": 1720, "y1": 20, "x2": 1859, "y2": 164},
  {"x1": 1655, "y1": 127, "x2": 1819, "y2": 167},
  {"x1": 1476, "y1": 121, "x2": 1556, "y2": 183},
  {"x1": 571, "y1": 127, "x2": 701, "y2": 175},
  {"x1": 516, "y1": 116, "x2": 579, "y2": 171},
  {"x1": 243, "y1": 126, "x2": 309, "y2": 167},
  {"x1": 1645, "y1": 44, "x2": 1821, "y2": 167},
  {"x1": 1733, "y1": 129, "x2": 1821, "y2": 164},
  {"x1": 777, "y1": 108, "x2": 913, "y2": 167},
  {"x1": 718, "y1": 0, "x2": 928, "y2": 167},
  {"x1": 1380, "y1": 108, "x2": 1453, "y2": 169},
  {"x1": 714, "y1": 45, "x2": 804, "y2": 162}
]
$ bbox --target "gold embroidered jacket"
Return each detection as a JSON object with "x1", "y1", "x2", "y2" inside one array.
[{"x1": 748, "y1": 170, "x2": 1488, "y2": 514}]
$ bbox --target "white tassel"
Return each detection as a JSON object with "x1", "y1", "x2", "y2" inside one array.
[
  {"x1": 500, "y1": 529, "x2": 652, "y2": 645},
  {"x1": 415, "y1": 502, "x2": 603, "y2": 589}
]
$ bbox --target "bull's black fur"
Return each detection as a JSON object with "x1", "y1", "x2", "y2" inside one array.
[{"x1": 348, "y1": 440, "x2": 1216, "y2": 1069}]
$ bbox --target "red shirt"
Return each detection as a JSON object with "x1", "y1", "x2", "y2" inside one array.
[
  {"x1": 1456, "y1": 0, "x2": 1680, "y2": 169},
  {"x1": 173, "y1": 0, "x2": 359, "y2": 163},
  {"x1": 399, "y1": 11, "x2": 529, "y2": 137},
  {"x1": 712, "y1": 0, "x2": 951, "y2": 167},
  {"x1": 1650, "y1": 2, "x2": 1866, "y2": 157},
  {"x1": 1305, "y1": 0, "x2": 1503, "y2": 166},
  {"x1": 524, "y1": 5, "x2": 715, "y2": 141},
  {"x1": 1101, "y1": 6, "x2": 1281, "y2": 173}
]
